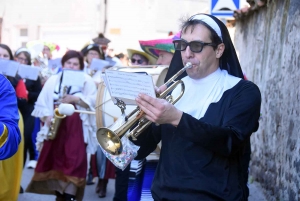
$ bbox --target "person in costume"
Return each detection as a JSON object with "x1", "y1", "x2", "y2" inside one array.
[
  {"x1": 133, "y1": 14, "x2": 261, "y2": 201},
  {"x1": 139, "y1": 32, "x2": 180, "y2": 66},
  {"x1": 26, "y1": 50, "x2": 98, "y2": 201},
  {"x1": 127, "y1": 49, "x2": 156, "y2": 66},
  {"x1": 0, "y1": 75, "x2": 21, "y2": 159},
  {"x1": 0, "y1": 73, "x2": 23, "y2": 201},
  {"x1": 81, "y1": 43, "x2": 106, "y2": 84},
  {"x1": 0, "y1": 48, "x2": 23, "y2": 198},
  {"x1": 14, "y1": 47, "x2": 42, "y2": 169},
  {"x1": 0, "y1": 44, "x2": 27, "y2": 194}
]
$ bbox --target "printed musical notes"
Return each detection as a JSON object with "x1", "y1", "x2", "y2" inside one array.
[{"x1": 104, "y1": 70, "x2": 156, "y2": 105}]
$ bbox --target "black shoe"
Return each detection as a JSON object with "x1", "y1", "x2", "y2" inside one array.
[
  {"x1": 64, "y1": 193, "x2": 76, "y2": 201},
  {"x1": 86, "y1": 169, "x2": 95, "y2": 185},
  {"x1": 86, "y1": 176, "x2": 95, "y2": 185},
  {"x1": 20, "y1": 186, "x2": 24, "y2": 194}
]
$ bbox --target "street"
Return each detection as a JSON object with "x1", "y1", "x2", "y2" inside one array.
[
  {"x1": 18, "y1": 165, "x2": 266, "y2": 201},
  {"x1": 18, "y1": 166, "x2": 115, "y2": 201}
]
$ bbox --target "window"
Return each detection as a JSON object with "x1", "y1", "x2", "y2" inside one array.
[
  {"x1": 20, "y1": 28, "x2": 28, "y2": 36},
  {"x1": 21, "y1": 42, "x2": 27, "y2": 47}
]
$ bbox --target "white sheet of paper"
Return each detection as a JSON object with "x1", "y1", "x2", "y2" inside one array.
[
  {"x1": 61, "y1": 69, "x2": 85, "y2": 88},
  {"x1": 18, "y1": 65, "x2": 40, "y2": 80},
  {"x1": 48, "y1": 58, "x2": 62, "y2": 69},
  {"x1": 105, "y1": 70, "x2": 155, "y2": 105},
  {"x1": 0, "y1": 60, "x2": 19, "y2": 77},
  {"x1": 90, "y1": 58, "x2": 110, "y2": 71}
]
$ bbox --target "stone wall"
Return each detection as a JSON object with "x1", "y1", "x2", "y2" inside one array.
[{"x1": 234, "y1": 0, "x2": 300, "y2": 200}]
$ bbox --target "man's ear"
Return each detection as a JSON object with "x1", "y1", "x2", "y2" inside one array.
[{"x1": 216, "y1": 43, "x2": 225, "y2": 59}]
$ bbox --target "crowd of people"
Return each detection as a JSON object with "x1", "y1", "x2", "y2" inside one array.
[{"x1": 0, "y1": 13, "x2": 261, "y2": 201}]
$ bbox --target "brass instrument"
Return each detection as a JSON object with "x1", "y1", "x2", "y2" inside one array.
[
  {"x1": 47, "y1": 108, "x2": 66, "y2": 140},
  {"x1": 48, "y1": 86, "x2": 68, "y2": 140},
  {"x1": 96, "y1": 62, "x2": 192, "y2": 155}
]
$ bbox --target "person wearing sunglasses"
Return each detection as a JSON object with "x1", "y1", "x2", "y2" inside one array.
[
  {"x1": 133, "y1": 14, "x2": 261, "y2": 201},
  {"x1": 127, "y1": 49, "x2": 156, "y2": 66}
]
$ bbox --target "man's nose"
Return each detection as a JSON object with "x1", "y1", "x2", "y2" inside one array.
[{"x1": 183, "y1": 46, "x2": 194, "y2": 58}]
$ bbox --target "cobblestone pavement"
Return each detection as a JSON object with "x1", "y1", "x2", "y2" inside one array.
[{"x1": 18, "y1": 167, "x2": 266, "y2": 201}]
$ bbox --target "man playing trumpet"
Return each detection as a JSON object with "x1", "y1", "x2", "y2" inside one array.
[{"x1": 133, "y1": 14, "x2": 261, "y2": 201}]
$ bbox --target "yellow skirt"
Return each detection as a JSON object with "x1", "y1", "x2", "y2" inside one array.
[{"x1": 0, "y1": 111, "x2": 24, "y2": 201}]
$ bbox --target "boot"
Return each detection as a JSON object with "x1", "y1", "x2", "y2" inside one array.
[
  {"x1": 55, "y1": 191, "x2": 64, "y2": 201},
  {"x1": 19, "y1": 186, "x2": 24, "y2": 194},
  {"x1": 98, "y1": 179, "x2": 108, "y2": 198},
  {"x1": 64, "y1": 193, "x2": 76, "y2": 201},
  {"x1": 86, "y1": 168, "x2": 95, "y2": 185},
  {"x1": 95, "y1": 178, "x2": 103, "y2": 194}
]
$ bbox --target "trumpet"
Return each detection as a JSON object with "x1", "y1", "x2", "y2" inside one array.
[{"x1": 96, "y1": 62, "x2": 192, "y2": 155}]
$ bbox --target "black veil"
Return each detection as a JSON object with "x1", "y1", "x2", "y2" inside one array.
[{"x1": 164, "y1": 14, "x2": 244, "y2": 83}]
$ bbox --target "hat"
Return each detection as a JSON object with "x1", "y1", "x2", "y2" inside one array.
[
  {"x1": 81, "y1": 43, "x2": 103, "y2": 57},
  {"x1": 43, "y1": 41, "x2": 60, "y2": 52},
  {"x1": 92, "y1": 33, "x2": 111, "y2": 45},
  {"x1": 127, "y1": 49, "x2": 157, "y2": 65},
  {"x1": 139, "y1": 32, "x2": 181, "y2": 59},
  {"x1": 15, "y1": 47, "x2": 31, "y2": 56}
]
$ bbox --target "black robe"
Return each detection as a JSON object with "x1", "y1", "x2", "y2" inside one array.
[{"x1": 133, "y1": 79, "x2": 261, "y2": 201}]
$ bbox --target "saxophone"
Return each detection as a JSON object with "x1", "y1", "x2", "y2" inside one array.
[{"x1": 47, "y1": 86, "x2": 68, "y2": 140}]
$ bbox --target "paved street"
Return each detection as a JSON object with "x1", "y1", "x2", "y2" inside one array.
[
  {"x1": 19, "y1": 167, "x2": 115, "y2": 201},
  {"x1": 18, "y1": 165, "x2": 266, "y2": 201}
]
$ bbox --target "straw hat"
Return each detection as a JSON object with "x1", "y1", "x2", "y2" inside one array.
[{"x1": 127, "y1": 49, "x2": 157, "y2": 65}]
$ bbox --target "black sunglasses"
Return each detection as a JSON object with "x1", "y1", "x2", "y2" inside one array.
[
  {"x1": 173, "y1": 39, "x2": 216, "y2": 53},
  {"x1": 131, "y1": 58, "x2": 145, "y2": 64}
]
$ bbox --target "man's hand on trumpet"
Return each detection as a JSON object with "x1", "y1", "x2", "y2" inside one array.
[{"x1": 135, "y1": 85, "x2": 183, "y2": 127}]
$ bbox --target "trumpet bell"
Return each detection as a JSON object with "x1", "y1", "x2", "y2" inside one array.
[{"x1": 96, "y1": 127, "x2": 122, "y2": 155}]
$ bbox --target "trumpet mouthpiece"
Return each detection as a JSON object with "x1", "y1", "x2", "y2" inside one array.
[
  {"x1": 185, "y1": 62, "x2": 192, "y2": 69},
  {"x1": 58, "y1": 103, "x2": 75, "y2": 116}
]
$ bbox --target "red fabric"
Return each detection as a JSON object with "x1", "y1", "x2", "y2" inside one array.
[
  {"x1": 15, "y1": 80, "x2": 28, "y2": 100},
  {"x1": 91, "y1": 154, "x2": 98, "y2": 177},
  {"x1": 104, "y1": 159, "x2": 115, "y2": 179},
  {"x1": 91, "y1": 155, "x2": 115, "y2": 179},
  {"x1": 35, "y1": 113, "x2": 87, "y2": 178}
]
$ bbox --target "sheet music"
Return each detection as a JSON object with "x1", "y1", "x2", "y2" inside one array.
[
  {"x1": 48, "y1": 58, "x2": 62, "y2": 69},
  {"x1": 90, "y1": 58, "x2": 110, "y2": 71},
  {"x1": 0, "y1": 60, "x2": 19, "y2": 77},
  {"x1": 105, "y1": 70, "x2": 155, "y2": 105},
  {"x1": 18, "y1": 65, "x2": 40, "y2": 80},
  {"x1": 61, "y1": 69, "x2": 85, "y2": 88}
]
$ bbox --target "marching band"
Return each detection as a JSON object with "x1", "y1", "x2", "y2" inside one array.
[{"x1": 0, "y1": 13, "x2": 261, "y2": 201}]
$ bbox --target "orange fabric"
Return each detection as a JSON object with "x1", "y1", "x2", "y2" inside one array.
[{"x1": 15, "y1": 80, "x2": 28, "y2": 100}]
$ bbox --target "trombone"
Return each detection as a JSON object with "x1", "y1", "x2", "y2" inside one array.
[{"x1": 96, "y1": 62, "x2": 192, "y2": 155}]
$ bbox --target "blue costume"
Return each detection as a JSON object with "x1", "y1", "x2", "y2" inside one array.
[{"x1": 0, "y1": 74, "x2": 21, "y2": 160}]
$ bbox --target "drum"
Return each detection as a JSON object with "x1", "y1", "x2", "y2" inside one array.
[{"x1": 95, "y1": 66, "x2": 169, "y2": 128}]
